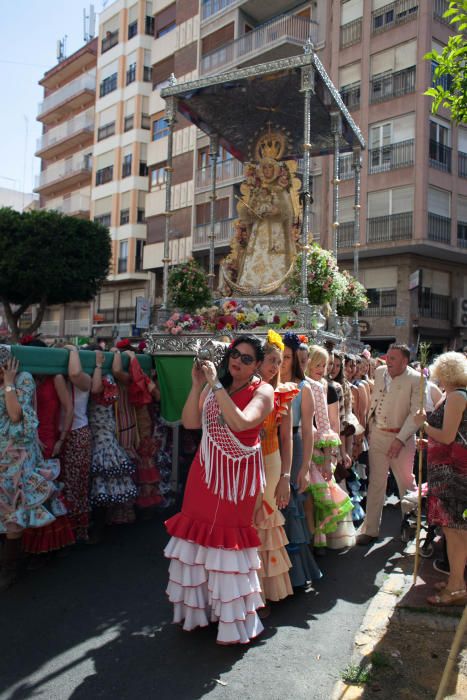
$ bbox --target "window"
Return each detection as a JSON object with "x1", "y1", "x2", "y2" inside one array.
[
  {"x1": 143, "y1": 66, "x2": 152, "y2": 82},
  {"x1": 122, "y1": 154, "x2": 132, "y2": 178},
  {"x1": 102, "y1": 30, "x2": 118, "y2": 54},
  {"x1": 139, "y1": 161, "x2": 148, "y2": 177},
  {"x1": 141, "y1": 113, "x2": 150, "y2": 130},
  {"x1": 135, "y1": 240, "x2": 145, "y2": 272},
  {"x1": 126, "y1": 63, "x2": 136, "y2": 85},
  {"x1": 99, "y1": 73, "x2": 117, "y2": 97},
  {"x1": 128, "y1": 20, "x2": 138, "y2": 39},
  {"x1": 429, "y1": 119, "x2": 451, "y2": 171},
  {"x1": 155, "y1": 3, "x2": 176, "y2": 38},
  {"x1": 124, "y1": 115, "x2": 134, "y2": 132},
  {"x1": 150, "y1": 162, "x2": 166, "y2": 189},
  {"x1": 94, "y1": 213, "x2": 111, "y2": 227},
  {"x1": 370, "y1": 122, "x2": 392, "y2": 170},
  {"x1": 118, "y1": 241, "x2": 128, "y2": 273},
  {"x1": 97, "y1": 122, "x2": 116, "y2": 141},
  {"x1": 152, "y1": 55, "x2": 174, "y2": 90},
  {"x1": 152, "y1": 116, "x2": 169, "y2": 141},
  {"x1": 145, "y1": 16, "x2": 155, "y2": 35},
  {"x1": 137, "y1": 208, "x2": 145, "y2": 223},
  {"x1": 95, "y1": 166, "x2": 113, "y2": 185},
  {"x1": 120, "y1": 208, "x2": 130, "y2": 225}
]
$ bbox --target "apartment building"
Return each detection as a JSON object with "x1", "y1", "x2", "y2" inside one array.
[
  {"x1": 33, "y1": 0, "x2": 466, "y2": 351},
  {"x1": 35, "y1": 38, "x2": 97, "y2": 339}
]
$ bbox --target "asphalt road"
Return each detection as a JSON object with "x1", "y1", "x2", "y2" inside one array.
[{"x1": 0, "y1": 506, "x2": 403, "y2": 700}]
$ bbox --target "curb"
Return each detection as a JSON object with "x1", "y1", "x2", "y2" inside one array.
[{"x1": 331, "y1": 567, "x2": 464, "y2": 700}]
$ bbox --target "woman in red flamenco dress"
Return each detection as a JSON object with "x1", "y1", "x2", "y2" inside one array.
[{"x1": 164, "y1": 335, "x2": 274, "y2": 645}]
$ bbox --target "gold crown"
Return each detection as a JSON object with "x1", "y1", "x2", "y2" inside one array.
[{"x1": 254, "y1": 129, "x2": 287, "y2": 161}]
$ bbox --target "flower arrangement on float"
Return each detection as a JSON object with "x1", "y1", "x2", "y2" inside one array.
[
  {"x1": 167, "y1": 258, "x2": 212, "y2": 312},
  {"x1": 162, "y1": 300, "x2": 300, "y2": 335},
  {"x1": 287, "y1": 243, "x2": 341, "y2": 305},
  {"x1": 335, "y1": 269, "x2": 369, "y2": 316}
]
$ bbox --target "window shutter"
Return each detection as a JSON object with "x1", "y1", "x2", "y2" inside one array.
[
  {"x1": 120, "y1": 191, "x2": 130, "y2": 210},
  {"x1": 98, "y1": 105, "x2": 117, "y2": 126},
  {"x1": 395, "y1": 40, "x2": 417, "y2": 71},
  {"x1": 128, "y1": 4, "x2": 138, "y2": 22},
  {"x1": 458, "y1": 195, "x2": 467, "y2": 222},
  {"x1": 339, "y1": 62, "x2": 361, "y2": 87},
  {"x1": 371, "y1": 48, "x2": 394, "y2": 76},
  {"x1": 428, "y1": 187, "x2": 450, "y2": 217},
  {"x1": 341, "y1": 0, "x2": 363, "y2": 24},
  {"x1": 100, "y1": 59, "x2": 118, "y2": 80},
  {"x1": 368, "y1": 190, "x2": 390, "y2": 217},
  {"x1": 362, "y1": 267, "x2": 397, "y2": 289},
  {"x1": 392, "y1": 186, "x2": 414, "y2": 214},
  {"x1": 103, "y1": 13, "x2": 119, "y2": 34},
  {"x1": 393, "y1": 113, "x2": 415, "y2": 141},
  {"x1": 339, "y1": 196, "x2": 354, "y2": 222},
  {"x1": 94, "y1": 196, "x2": 112, "y2": 215},
  {"x1": 152, "y1": 55, "x2": 175, "y2": 86},
  {"x1": 95, "y1": 150, "x2": 114, "y2": 169},
  {"x1": 125, "y1": 97, "x2": 135, "y2": 116}
]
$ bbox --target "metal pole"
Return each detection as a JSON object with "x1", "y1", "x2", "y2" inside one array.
[
  {"x1": 300, "y1": 42, "x2": 315, "y2": 317},
  {"x1": 161, "y1": 87, "x2": 177, "y2": 312},
  {"x1": 352, "y1": 146, "x2": 362, "y2": 341},
  {"x1": 329, "y1": 112, "x2": 342, "y2": 334},
  {"x1": 208, "y1": 134, "x2": 219, "y2": 291}
]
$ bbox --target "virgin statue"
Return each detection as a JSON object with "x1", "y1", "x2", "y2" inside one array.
[{"x1": 219, "y1": 129, "x2": 301, "y2": 296}]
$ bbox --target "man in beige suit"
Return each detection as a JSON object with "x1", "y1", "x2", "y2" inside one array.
[{"x1": 357, "y1": 344, "x2": 420, "y2": 545}]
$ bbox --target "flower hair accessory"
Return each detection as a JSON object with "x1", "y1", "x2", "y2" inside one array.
[
  {"x1": 283, "y1": 332, "x2": 300, "y2": 351},
  {"x1": 266, "y1": 329, "x2": 284, "y2": 351},
  {"x1": 298, "y1": 335, "x2": 309, "y2": 345},
  {"x1": 20, "y1": 335, "x2": 35, "y2": 345}
]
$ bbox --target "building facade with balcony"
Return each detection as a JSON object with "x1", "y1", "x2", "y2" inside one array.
[{"x1": 35, "y1": 38, "x2": 98, "y2": 338}]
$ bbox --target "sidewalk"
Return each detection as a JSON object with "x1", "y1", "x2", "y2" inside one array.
[{"x1": 332, "y1": 541, "x2": 466, "y2": 700}]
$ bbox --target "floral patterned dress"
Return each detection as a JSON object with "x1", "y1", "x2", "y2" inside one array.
[
  {"x1": 88, "y1": 375, "x2": 137, "y2": 507},
  {"x1": 0, "y1": 372, "x2": 57, "y2": 534}
]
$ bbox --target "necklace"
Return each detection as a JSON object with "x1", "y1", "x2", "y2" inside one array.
[{"x1": 217, "y1": 378, "x2": 253, "y2": 426}]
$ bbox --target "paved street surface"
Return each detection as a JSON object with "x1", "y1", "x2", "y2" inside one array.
[{"x1": 0, "y1": 508, "x2": 402, "y2": 700}]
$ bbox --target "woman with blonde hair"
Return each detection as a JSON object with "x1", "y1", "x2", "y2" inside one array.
[
  {"x1": 413, "y1": 351, "x2": 467, "y2": 606},
  {"x1": 255, "y1": 330, "x2": 298, "y2": 609}
]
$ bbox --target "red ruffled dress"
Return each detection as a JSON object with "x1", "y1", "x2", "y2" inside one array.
[
  {"x1": 22, "y1": 376, "x2": 75, "y2": 553},
  {"x1": 165, "y1": 380, "x2": 266, "y2": 645}
]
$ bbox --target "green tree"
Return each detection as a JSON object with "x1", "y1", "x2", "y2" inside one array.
[
  {"x1": 425, "y1": 1, "x2": 467, "y2": 123},
  {"x1": 0, "y1": 208, "x2": 111, "y2": 341}
]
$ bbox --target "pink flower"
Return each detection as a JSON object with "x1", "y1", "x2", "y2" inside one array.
[{"x1": 166, "y1": 320, "x2": 175, "y2": 329}]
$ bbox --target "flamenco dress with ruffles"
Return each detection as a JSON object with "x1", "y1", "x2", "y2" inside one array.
[
  {"x1": 88, "y1": 375, "x2": 138, "y2": 508},
  {"x1": 22, "y1": 376, "x2": 75, "y2": 553},
  {"x1": 127, "y1": 358, "x2": 162, "y2": 510},
  {"x1": 306, "y1": 379, "x2": 354, "y2": 549},
  {"x1": 164, "y1": 380, "x2": 267, "y2": 645},
  {"x1": 0, "y1": 373, "x2": 58, "y2": 534},
  {"x1": 282, "y1": 381, "x2": 322, "y2": 587},
  {"x1": 426, "y1": 390, "x2": 467, "y2": 530},
  {"x1": 255, "y1": 383, "x2": 298, "y2": 602}
]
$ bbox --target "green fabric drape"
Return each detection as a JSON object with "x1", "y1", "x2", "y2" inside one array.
[
  {"x1": 4, "y1": 345, "x2": 153, "y2": 376},
  {"x1": 154, "y1": 356, "x2": 194, "y2": 424}
]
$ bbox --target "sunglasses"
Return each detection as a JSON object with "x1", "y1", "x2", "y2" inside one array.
[{"x1": 229, "y1": 348, "x2": 255, "y2": 365}]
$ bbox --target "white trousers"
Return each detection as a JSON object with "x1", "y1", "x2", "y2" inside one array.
[{"x1": 360, "y1": 427, "x2": 416, "y2": 537}]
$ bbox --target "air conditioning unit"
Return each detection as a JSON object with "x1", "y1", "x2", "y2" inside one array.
[{"x1": 453, "y1": 298, "x2": 467, "y2": 327}]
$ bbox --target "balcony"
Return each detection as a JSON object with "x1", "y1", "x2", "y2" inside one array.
[
  {"x1": 192, "y1": 217, "x2": 236, "y2": 250},
  {"x1": 35, "y1": 110, "x2": 94, "y2": 159},
  {"x1": 368, "y1": 139, "x2": 415, "y2": 174},
  {"x1": 340, "y1": 82, "x2": 360, "y2": 111},
  {"x1": 340, "y1": 18, "x2": 362, "y2": 49},
  {"x1": 336, "y1": 221, "x2": 356, "y2": 248},
  {"x1": 458, "y1": 151, "x2": 467, "y2": 178},
  {"x1": 54, "y1": 194, "x2": 91, "y2": 217},
  {"x1": 429, "y1": 140, "x2": 452, "y2": 173},
  {"x1": 64, "y1": 319, "x2": 91, "y2": 336},
  {"x1": 457, "y1": 221, "x2": 467, "y2": 248},
  {"x1": 370, "y1": 66, "x2": 416, "y2": 104},
  {"x1": 428, "y1": 213, "x2": 451, "y2": 244},
  {"x1": 200, "y1": 13, "x2": 318, "y2": 76},
  {"x1": 433, "y1": 0, "x2": 449, "y2": 23},
  {"x1": 367, "y1": 212, "x2": 413, "y2": 243},
  {"x1": 39, "y1": 321, "x2": 61, "y2": 336},
  {"x1": 195, "y1": 158, "x2": 244, "y2": 189},
  {"x1": 37, "y1": 71, "x2": 96, "y2": 124},
  {"x1": 371, "y1": 0, "x2": 418, "y2": 34},
  {"x1": 34, "y1": 154, "x2": 92, "y2": 195},
  {"x1": 361, "y1": 290, "x2": 397, "y2": 317},
  {"x1": 117, "y1": 307, "x2": 135, "y2": 323},
  {"x1": 419, "y1": 293, "x2": 450, "y2": 320}
]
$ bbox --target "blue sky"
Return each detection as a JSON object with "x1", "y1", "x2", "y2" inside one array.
[{"x1": 0, "y1": 0, "x2": 106, "y2": 195}]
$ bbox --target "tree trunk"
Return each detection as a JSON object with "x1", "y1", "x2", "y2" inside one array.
[
  {"x1": 1, "y1": 299, "x2": 20, "y2": 343},
  {"x1": 0, "y1": 297, "x2": 46, "y2": 342}
]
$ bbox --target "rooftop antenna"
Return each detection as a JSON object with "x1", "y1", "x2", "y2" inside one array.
[
  {"x1": 56, "y1": 35, "x2": 67, "y2": 63},
  {"x1": 83, "y1": 4, "x2": 96, "y2": 42}
]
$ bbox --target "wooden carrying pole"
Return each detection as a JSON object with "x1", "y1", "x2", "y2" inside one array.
[
  {"x1": 435, "y1": 604, "x2": 467, "y2": 700},
  {"x1": 413, "y1": 360, "x2": 427, "y2": 585}
]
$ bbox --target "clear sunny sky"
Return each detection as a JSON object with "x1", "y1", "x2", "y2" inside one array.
[{"x1": 0, "y1": 0, "x2": 107, "y2": 195}]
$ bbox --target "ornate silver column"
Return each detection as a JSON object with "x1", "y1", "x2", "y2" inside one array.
[
  {"x1": 208, "y1": 133, "x2": 219, "y2": 291},
  {"x1": 352, "y1": 146, "x2": 362, "y2": 340},
  {"x1": 161, "y1": 83, "x2": 177, "y2": 313},
  {"x1": 299, "y1": 42, "x2": 315, "y2": 325},
  {"x1": 328, "y1": 111, "x2": 342, "y2": 334}
]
